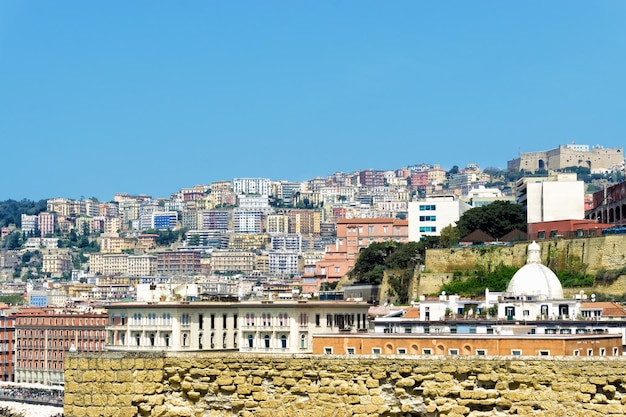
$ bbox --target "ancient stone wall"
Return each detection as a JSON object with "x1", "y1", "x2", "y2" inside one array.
[
  {"x1": 422, "y1": 235, "x2": 626, "y2": 289},
  {"x1": 65, "y1": 351, "x2": 626, "y2": 417}
]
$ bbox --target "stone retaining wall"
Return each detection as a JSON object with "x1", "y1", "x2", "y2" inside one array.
[{"x1": 64, "y1": 352, "x2": 626, "y2": 417}]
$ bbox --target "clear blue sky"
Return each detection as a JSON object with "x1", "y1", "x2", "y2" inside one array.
[{"x1": 1, "y1": 1, "x2": 625, "y2": 201}]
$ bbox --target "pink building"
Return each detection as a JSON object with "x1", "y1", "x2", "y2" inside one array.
[{"x1": 37, "y1": 212, "x2": 56, "y2": 236}]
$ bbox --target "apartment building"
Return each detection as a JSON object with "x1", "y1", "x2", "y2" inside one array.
[
  {"x1": 287, "y1": 209, "x2": 321, "y2": 235},
  {"x1": 157, "y1": 251, "x2": 202, "y2": 276},
  {"x1": 210, "y1": 250, "x2": 256, "y2": 274},
  {"x1": 14, "y1": 308, "x2": 108, "y2": 386},
  {"x1": 515, "y1": 173, "x2": 584, "y2": 224},
  {"x1": 228, "y1": 233, "x2": 270, "y2": 250},
  {"x1": 268, "y1": 251, "x2": 300, "y2": 277},
  {"x1": 0, "y1": 313, "x2": 15, "y2": 382},
  {"x1": 41, "y1": 250, "x2": 72, "y2": 276},
  {"x1": 233, "y1": 209, "x2": 266, "y2": 233},
  {"x1": 408, "y1": 195, "x2": 472, "y2": 241},
  {"x1": 37, "y1": 212, "x2": 56, "y2": 236},
  {"x1": 266, "y1": 214, "x2": 290, "y2": 234},
  {"x1": 233, "y1": 178, "x2": 271, "y2": 196},
  {"x1": 100, "y1": 235, "x2": 136, "y2": 254},
  {"x1": 105, "y1": 300, "x2": 369, "y2": 354}
]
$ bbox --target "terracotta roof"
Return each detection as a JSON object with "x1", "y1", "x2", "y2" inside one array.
[
  {"x1": 402, "y1": 308, "x2": 421, "y2": 319},
  {"x1": 580, "y1": 301, "x2": 626, "y2": 317}
]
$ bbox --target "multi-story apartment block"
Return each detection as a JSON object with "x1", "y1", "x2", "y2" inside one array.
[
  {"x1": 37, "y1": 212, "x2": 56, "y2": 236},
  {"x1": 210, "y1": 250, "x2": 256, "y2": 274},
  {"x1": 271, "y1": 234, "x2": 302, "y2": 252},
  {"x1": 20, "y1": 214, "x2": 38, "y2": 235},
  {"x1": 238, "y1": 194, "x2": 270, "y2": 208},
  {"x1": 181, "y1": 210, "x2": 199, "y2": 230},
  {"x1": 0, "y1": 312, "x2": 15, "y2": 382},
  {"x1": 515, "y1": 173, "x2": 584, "y2": 224},
  {"x1": 288, "y1": 209, "x2": 321, "y2": 235},
  {"x1": 89, "y1": 253, "x2": 131, "y2": 276},
  {"x1": 233, "y1": 209, "x2": 266, "y2": 233},
  {"x1": 105, "y1": 300, "x2": 369, "y2": 354},
  {"x1": 358, "y1": 169, "x2": 386, "y2": 187},
  {"x1": 200, "y1": 210, "x2": 230, "y2": 231},
  {"x1": 41, "y1": 249, "x2": 72, "y2": 276},
  {"x1": 408, "y1": 195, "x2": 472, "y2": 241},
  {"x1": 228, "y1": 233, "x2": 270, "y2": 250},
  {"x1": 14, "y1": 308, "x2": 108, "y2": 386},
  {"x1": 157, "y1": 251, "x2": 202, "y2": 276},
  {"x1": 104, "y1": 216, "x2": 122, "y2": 235},
  {"x1": 98, "y1": 202, "x2": 119, "y2": 218},
  {"x1": 233, "y1": 178, "x2": 271, "y2": 196},
  {"x1": 266, "y1": 214, "x2": 290, "y2": 234},
  {"x1": 268, "y1": 251, "x2": 300, "y2": 277},
  {"x1": 100, "y1": 235, "x2": 136, "y2": 254},
  {"x1": 128, "y1": 255, "x2": 157, "y2": 277}
]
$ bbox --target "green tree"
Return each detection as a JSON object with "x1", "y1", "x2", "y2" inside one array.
[
  {"x1": 456, "y1": 201, "x2": 526, "y2": 239},
  {"x1": 439, "y1": 225, "x2": 460, "y2": 248}
]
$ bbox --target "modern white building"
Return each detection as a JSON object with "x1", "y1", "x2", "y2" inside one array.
[
  {"x1": 408, "y1": 195, "x2": 472, "y2": 241},
  {"x1": 233, "y1": 178, "x2": 271, "y2": 196},
  {"x1": 516, "y1": 173, "x2": 584, "y2": 223}
]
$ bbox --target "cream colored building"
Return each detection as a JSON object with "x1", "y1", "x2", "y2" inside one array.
[
  {"x1": 42, "y1": 249, "x2": 72, "y2": 276},
  {"x1": 105, "y1": 300, "x2": 370, "y2": 354},
  {"x1": 515, "y1": 173, "x2": 584, "y2": 223},
  {"x1": 210, "y1": 250, "x2": 256, "y2": 274},
  {"x1": 100, "y1": 236, "x2": 136, "y2": 254}
]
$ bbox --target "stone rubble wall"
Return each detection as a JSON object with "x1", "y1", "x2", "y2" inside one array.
[{"x1": 65, "y1": 352, "x2": 626, "y2": 417}]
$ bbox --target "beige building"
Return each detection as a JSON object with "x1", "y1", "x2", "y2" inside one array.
[
  {"x1": 266, "y1": 214, "x2": 290, "y2": 234},
  {"x1": 100, "y1": 236, "x2": 136, "y2": 254},
  {"x1": 210, "y1": 250, "x2": 256, "y2": 274},
  {"x1": 42, "y1": 249, "x2": 72, "y2": 276},
  {"x1": 508, "y1": 143, "x2": 624, "y2": 173},
  {"x1": 228, "y1": 233, "x2": 270, "y2": 250}
]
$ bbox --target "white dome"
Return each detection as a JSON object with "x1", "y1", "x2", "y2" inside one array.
[{"x1": 506, "y1": 241, "x2": 563, "y2": 300}]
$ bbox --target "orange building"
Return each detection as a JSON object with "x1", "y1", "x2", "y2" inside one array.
[
  {"x1": 313, "y1": 333, "x2": 622, "y2": 357},
  {"x1": 303, "y1": 218, "x2": 409, "y2": 294},
  {"x1": 527, "y1": 219, "x2": 613, "y2": 240},
  {"x1": 13, "y1": 308, "x2": 108, "y2": 386},
  {"x1": 0, "y1": 312, "x2": 15, "y2": 382}
]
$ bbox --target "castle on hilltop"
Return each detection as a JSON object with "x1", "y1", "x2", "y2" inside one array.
[{"x1": 507, "y1": 142, "x2": 623, "y2": 173}]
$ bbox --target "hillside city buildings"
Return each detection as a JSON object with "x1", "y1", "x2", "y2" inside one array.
[{"x1": 0, "y1": 142, "x2": 625, "y2": 386}]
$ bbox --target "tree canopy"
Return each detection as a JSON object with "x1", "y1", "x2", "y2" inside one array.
[
  {"x1": 0, "y1": 199, "x2": 47, "y2": 228},
  {"x1": 456, "y1": 201, "x2": 526, "y2": 240}
]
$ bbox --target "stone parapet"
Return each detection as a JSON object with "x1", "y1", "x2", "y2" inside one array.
[{"x1": 64, "y1": 352, "x2": 626, "y2": 417}]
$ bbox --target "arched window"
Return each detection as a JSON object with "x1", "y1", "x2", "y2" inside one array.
[
  {"x1": 150, "y1": 334, "x2": 155, "y2": 346},
  {"x1": 135, "y1": 333, "x2": 141, "y2": 346},
  {"x1": 281, "y1": 335, "x2": 287, "y2": 349},
  {"x1": 247, "y1": 334, "x2": 254, "y2": 348},
  {"x1": 264, "y1": 335, "x2": 270, "y2": 348},
  {"x1": 300, "y1": 333, "x2": 306, "y2": 349}
]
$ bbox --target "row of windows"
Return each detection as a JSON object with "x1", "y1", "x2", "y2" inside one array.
[
  {"x1": 16, "y1": 329, "x2": 104, "y2": 338},
  {"x1": 419, "y1": 205, "x2": 436, "y2": 211},
  {"x1": 419, "y1": 226, "x2": 437, "y2": 232},
  {"x1": 325, "y1": 347, "x2": 621, "y2": 356},
  {"x1": 17, "y1": 317, "x2": 104, "y2": 326},
  {"x1": 419, "y1": 216, "x2": 436, "y2": 221}
]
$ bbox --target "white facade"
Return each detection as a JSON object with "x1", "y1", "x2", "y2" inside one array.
[
  {"x1": 105, "y1": 300, "x2": 370, "y2": 354},
  {"x1": 516, "y1": 173, "x2": 584, "y2": 223},
  {"x1": 233, "y1": 178, "x2": 271, "y2": 196},
  {"x1": 408, "y1": 196, "x2": 472, "y2": 241},
  {"x1": 268, "y1": 250, "x2": 299, "y2": 277}
]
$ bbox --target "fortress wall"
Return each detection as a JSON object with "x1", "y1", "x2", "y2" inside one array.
[
  {"x1": 424, "y1": 235, "x2": 626, "y2": 276},
  {"x1": 64, "y1": 351, "x2": 626, "y2": 417}
]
